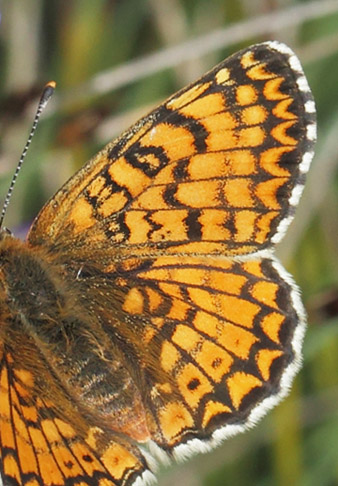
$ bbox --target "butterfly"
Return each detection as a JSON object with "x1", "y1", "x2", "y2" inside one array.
[{"x1": 0, "y1": 41, "x2": 316, "y2": 486}]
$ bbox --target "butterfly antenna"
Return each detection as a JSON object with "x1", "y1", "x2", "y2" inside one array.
[{"x1": 0, "y1": 80, "x2": 56, "y2": 230}]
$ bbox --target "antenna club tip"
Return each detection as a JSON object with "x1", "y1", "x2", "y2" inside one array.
[
  {"x1": 46, "y1": 80, "x2": 57, "y2": 89},
  {"x1": 40, "y1": 80, "x2": 56, "y2": 106}
]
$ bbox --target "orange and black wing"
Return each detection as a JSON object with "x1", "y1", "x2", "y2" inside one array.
[
  {"x1": 0, "y1": 335, "x2": 153, "y2": 486},
  {"x1": 25, "y1": 42, "x2": 316, "y2": 458},
  {"x1": 28, "y1": 41, "x2": 315, "y2": 258},
  {"x1": 80, "y1": 253, "x2": 305, "y2": 455}
]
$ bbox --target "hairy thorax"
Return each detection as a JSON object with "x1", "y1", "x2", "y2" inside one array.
[{"x1": 0, "y1": 230, "x2": 150, "y2": 442}]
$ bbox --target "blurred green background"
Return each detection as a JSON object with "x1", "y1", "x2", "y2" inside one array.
[{"x1": 1, "y1": 1, "x2": 338, "y2": 485}]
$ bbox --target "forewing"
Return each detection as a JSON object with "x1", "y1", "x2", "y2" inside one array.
[
  {"x1": 0, "y1": 337, "x2": 153, "y2": 486},
  {"x1": 28, "y1": 42, "x2": 315, "y2": 257}
]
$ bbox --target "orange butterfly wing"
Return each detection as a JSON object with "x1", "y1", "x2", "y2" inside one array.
[
  {"x1": 28, "y1": 42, "x2": 315, "y2": 258},
  {"x1": 26, "y1": 42, "x2": 315, "y2": 455},
  {"x1": 70, "y1": 254, "x2": 305, "y2": 453}
]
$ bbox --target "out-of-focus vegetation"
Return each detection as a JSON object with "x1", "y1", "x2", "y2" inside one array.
[{"x1": 1, "y1": 1, "x2": 338, "y2": 485}]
